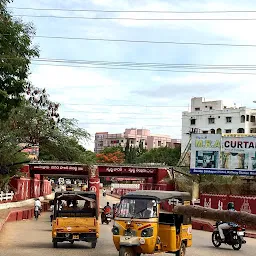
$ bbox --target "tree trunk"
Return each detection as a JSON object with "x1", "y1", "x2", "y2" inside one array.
[{"x1": 173, "y1": 205, "x2": 256, "y2": 226}]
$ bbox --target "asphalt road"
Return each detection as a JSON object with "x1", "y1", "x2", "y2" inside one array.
[{"x1": 0, "y1": 193, "x2": 256, "y2": 256}]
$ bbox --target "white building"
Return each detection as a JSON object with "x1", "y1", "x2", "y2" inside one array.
[{"x1": 181, "y1": 97, "x2": 256, "y2": 152}]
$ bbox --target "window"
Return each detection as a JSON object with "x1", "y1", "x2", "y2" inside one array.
[
  {"x1": 203, "y1": 131, "x2": 208, "y2": 134},
  {"x1": 251, "y1": 115, "x2": 256, "y2": 122},
  {"x1": 226, "y1": 117, "x2": 232, "y2": 123},
  {"x1": 210, "y1": 129, "x2": 215, "y2": 134},
  {"x1": 117, "y1": 199, "x2": 157, "y2": 218},
  {"x1": 216, "y1": 128, "x2": 222, "y2": 134},
  {"x1": 158, "y1": 141, "x2": 161, "y2": 147},
  {"x1": 190, "y1": 119, "x2": 196, "y2": 125},
  {"x1": 225, "y1": 129, "x2": 232, "y2": 133},
  {"x1": 195, "y1": 107, "x2": 200, "y2": 111},
  {"x1": 210, "y1": 106, "x2": 213, "y2": 110},
  {"x1": 247, "y1": 115, "x2": 250, "y2": 121},
  {"x1": 208, "y1": 118, "x2": 215, "y2": 124},
  {"x1": 241, "y1": 115, "x2": 245, "y2": 123},
  {"x1": 237, "y1": 128, "x2": 245, "y2": 133}
]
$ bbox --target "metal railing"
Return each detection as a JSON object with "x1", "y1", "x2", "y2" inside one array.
[{"x1": 0, "y1": 191, "x2": 14, "y2": 202}]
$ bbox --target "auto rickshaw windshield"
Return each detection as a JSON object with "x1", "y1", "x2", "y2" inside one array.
[{"x1": 117, "y1": 198, "x2": 157, "y2": 219}]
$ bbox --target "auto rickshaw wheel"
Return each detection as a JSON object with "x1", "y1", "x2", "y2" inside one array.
[
  {"x1": 119, "y1": 246, "x2": 136, "y2": 256},
  {"x1": 175, "y1": 242, "x2": 186, "y2": 256},
  {"x1": 70, "y1": 241, "x2": 74, "y2": 245},
  {"x1": 91, "y1": 240, "x2": 97, "y2": 248},
  {"x1": 53, "y1": 241, "x2": 58, "y2": 248}
]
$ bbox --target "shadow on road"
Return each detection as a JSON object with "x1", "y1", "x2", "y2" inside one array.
[
  {"x1": 40, "y1": 229, "x2": 52, "y2": 232},
  {"x1": 17, "y1": 242, "x2": 92, "y2": 250},
  {"x1": 201, "y1": 245, "x2": 235, "y2": 251}
]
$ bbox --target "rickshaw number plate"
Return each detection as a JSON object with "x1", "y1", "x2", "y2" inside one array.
[{"x1": 73, "y1": 235, "x2": 79, "y2": 239}]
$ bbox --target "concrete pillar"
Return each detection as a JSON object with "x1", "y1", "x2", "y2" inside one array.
[
  {"x1": 192, "y1": 181, "x2": 200, "y2": 201},
  {"x1": 30, "y1": 174, "x2": 35, "y2": 199},
  {"x1": 88, "y1": 165, "x2": 100, "y2": 213}
]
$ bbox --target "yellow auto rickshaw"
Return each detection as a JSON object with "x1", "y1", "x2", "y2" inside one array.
[
  {"x1": 112, "y1": 190, "x2": 192, "y2": 256},
  {"x1": 52, "y1": 191, "x2": 99, "y2": 248},
  {"x1": 80, "y1": 183, "x2": 88, "y2": 191}
]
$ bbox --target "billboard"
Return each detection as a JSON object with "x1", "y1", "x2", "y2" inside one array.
[{"x1": 190, "y1": 134, "x2": 256, "y2": 176}]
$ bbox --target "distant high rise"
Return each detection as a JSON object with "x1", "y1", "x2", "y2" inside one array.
[{"x1": 94, "y1": 128, "x2": 180, "y2": 153}]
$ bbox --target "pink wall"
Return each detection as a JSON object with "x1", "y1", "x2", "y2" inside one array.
[
  {"x1": 43, "y1": 180, "x2": 52, "y2": 196},
  {"x1": 9, "y1": 178, "x2": 31, "y2": 201},
  {"x1": 5, "y1": 177, "x2": 52, "y2": 203}
]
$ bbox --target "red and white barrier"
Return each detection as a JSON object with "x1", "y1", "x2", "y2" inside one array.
[{"x1": 200, "y1": 193, "x2": 256, "y2": 214}]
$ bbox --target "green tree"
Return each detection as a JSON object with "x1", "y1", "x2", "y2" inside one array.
[
  {"x1": 8, "y1": 102, "x2": 92, "y2": 163},
  {"x1": 102, "y1": 146, "x2": 124, "y2": 154},
  {"x1": 0, "y1": 121, "x2": 29, "y2": 190},
  {"x1": 124, "y1": 140, "x2": 147, "y2": 164},
  {"x1": 0, "y1": 0, "x2": 39, "y2": 119},
  {"x1": 137, "y1": 146, "x2": 181, "y2": 166}
]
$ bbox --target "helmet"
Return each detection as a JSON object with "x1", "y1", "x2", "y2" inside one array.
[
  {"x1": 107, "y1": 202, "x2": 109, "y2": 206},
  {"x1": 227, "y1": 202, "x2": 234, "y2": 210}
]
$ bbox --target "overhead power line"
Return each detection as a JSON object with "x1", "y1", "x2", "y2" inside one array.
[
  {"x1": 16, "y1": 34, "x2": 256, "y2": 48},
  {"x1": 63, "y1": 110, "x2": 186, "y2": 115},
  {"x1": 31, "y1": 63, "x2": 256, "y2": 75},
  {"x1": 63, "y1": 103, "x2": 186, "y2": 108},
  {"x1": 78, "y1": 122, "x2": 181, "y2": 128},
  {"x1": 30, "y1": 58, "x2": 256, "y2": 70},
  {"x1": 12, "y1": 14, "x2": 256, "y2": 21},
  {"x1": 4, "y1": 56, "x2": 256, "y2": 75},
  {"x1": 8, "y1": 6, "x2": 256, "y2": 14}
]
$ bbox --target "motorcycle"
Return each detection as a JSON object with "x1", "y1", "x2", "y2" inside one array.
[
  {"x1": 212, "y1": 221, "x2": 246, "y2": 250},
  {"x1": 101, "y1": 212, "x2": 112, "y2": 224},
  {"x1": 34, "y1": 206, "x2": 40, "y2": 220}
]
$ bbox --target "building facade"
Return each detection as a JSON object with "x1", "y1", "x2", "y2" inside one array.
[
  {"x1": 94, "y1": 128, "x2": 180, "y2": 153},
  {"x1": 182, "y1": 97, "x2": 256, "y2": 152}
]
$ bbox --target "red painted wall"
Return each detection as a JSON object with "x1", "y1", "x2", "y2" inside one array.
[
  {"x1": 9, "y1": 178, "x2": 31, "y2": 201},
  {"x1": 200, "y1": 193, "x2": 256, "y2": 214},
  {"x1": 4, "y1": 177, "x2": 52, "y2": 203}
]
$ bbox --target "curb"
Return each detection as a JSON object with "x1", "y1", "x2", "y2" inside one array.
[
  {"x1": 192, "y1": 220, "x2": 256, "y2": 239},
  {"x1": 0, "y1": 202, "x2": 50, "y2": 233},
  {"x1": 107, "y1": 193, "x2": 121, "y2": 199}
]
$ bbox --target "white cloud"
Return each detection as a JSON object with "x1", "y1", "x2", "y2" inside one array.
[
  {"x1": 30, "y1": 65, "x2": 123, "y2": 103},
  {"x1": 11, "y1": 0, "x2": 256, "y2": 152}
]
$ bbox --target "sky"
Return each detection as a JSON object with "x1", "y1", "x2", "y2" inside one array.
[{"x1": 7, "y1": 0, "x2": 256, "y2": 151}]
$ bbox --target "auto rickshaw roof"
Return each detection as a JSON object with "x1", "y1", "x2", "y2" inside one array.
[
  {"x1": 122, "y1": 190, "x2": 191, "y2": 201},
  {"x1": 54, "y1": 191, "x2": 96, "y2": 201}
]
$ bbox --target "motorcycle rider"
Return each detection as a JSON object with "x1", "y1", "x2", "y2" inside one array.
[
  {"x1": 218, "y1": 202, "x2": 236, "y2": 241},
  {"x1": 34, "y1": 198, "x2": 42, "y2": 216},
  {"x1": 102, "y1": 202, "x2": 111, "y2": 222}
]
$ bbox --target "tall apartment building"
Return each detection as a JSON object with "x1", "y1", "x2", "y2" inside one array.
[
  {"x1": 181, "y1": 97, "x2": 256, "y2": 152},
  {"x1": 94, "y1": 128, "x2": 180, "y2": 153}
]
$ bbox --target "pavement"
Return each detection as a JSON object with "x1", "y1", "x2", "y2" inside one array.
[
  {"x1": 0, "y1": 193, "x2": 54, "y2": 232},
  {"x1": 1, "y1": 193, "x2": 256, "y2": 256}
]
